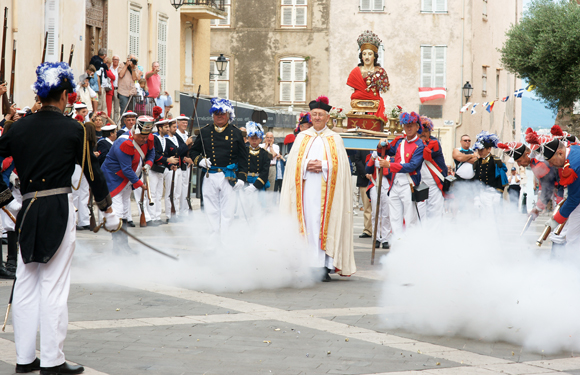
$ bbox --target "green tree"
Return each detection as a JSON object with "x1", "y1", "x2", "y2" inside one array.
[{"x1": 500, "y1": 0, "x2": 580, "y2": 111}]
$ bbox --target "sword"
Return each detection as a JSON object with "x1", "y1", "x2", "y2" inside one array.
[
  {"x1": 1, "y1": 277, "x2": 14, "y2": 332},
  {"x1": 520, "y1": 212, "x2": 537, "y2": 236},
  {"x1": 93, "y1": 222, "x2": 178, "y2": 260}
]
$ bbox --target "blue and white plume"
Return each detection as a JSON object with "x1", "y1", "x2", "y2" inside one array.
[
  {"x1": 474, "y1": 130, "x2": 500, "y2": 150},
  {"x1": 246, "y1": 121, "x2": 264, "y2": 139},
  {"x1": 31, "y1": 62, "x2": 76, "y2": 99},
  {"x1": 209, "y1": 98, "x2": 235, "y2": 121}
]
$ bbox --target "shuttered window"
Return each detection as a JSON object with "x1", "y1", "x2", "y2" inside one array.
[
  {"x1": 279, "y1": 57, "x2": 306, "y2": 104},
  {"x1": 360, "y1": 0, "x2": 384, "y2": 12},
  {"x1": 280, "y1": 0, "x2": 307, "y2": 28},
  {"x1": 211, "y1": 0, "x2": 231, "y2": 27},
  {"x1": 420, "y1": 46, "x2": 446, "y2": 88},
  {"x1": 483, "y1": 0, "x2": 488, "y2": 17},
  {"x1": 44, "y1": 0, "x2": 60, "y2": 62},
  {"x1": 421, "y1": 0, "x2": 447, "y2": 13},
  {"x1": 482, "y1": 66, "x2": 488, "y2": 96},
  {"x1": 209, "y1": 56, "x2": 230, "y2": 99},
  {"x1": 129, "y1": 8, "x2": 140, "y2": 57},
  {"x1": 157, "y1": 17, "x2": 168, "y2": 91}
]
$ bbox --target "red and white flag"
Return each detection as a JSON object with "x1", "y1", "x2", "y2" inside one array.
[{"x1": 418, "y1": 87, "x2": 446, "y2": 103}]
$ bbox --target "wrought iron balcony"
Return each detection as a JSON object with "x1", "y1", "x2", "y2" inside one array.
[{"x1": 181, "y1": 0, "x2": 228, "y2": 19}]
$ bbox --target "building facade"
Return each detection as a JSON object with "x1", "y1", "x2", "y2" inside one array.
[
  {"x1": 0, "y1": 0, "x2": 226, "y2": 118},
  {"x1": 212, "y1": 0, "x2": 523, "y2": 162}
]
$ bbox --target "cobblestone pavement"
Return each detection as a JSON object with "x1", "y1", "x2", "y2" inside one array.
[{"x1": 0, "y1": 203, "x2": 578, "y2": 375}]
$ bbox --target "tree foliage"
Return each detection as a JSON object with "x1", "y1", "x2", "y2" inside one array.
[{"x1": 500, "y1": 0, "x2": 580, "y2": 111}]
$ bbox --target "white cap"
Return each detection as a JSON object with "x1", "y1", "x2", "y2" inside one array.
[
  {"x1": 120, "y1": 111, "x2": 138, "y2": 119},
  {"x1": 101, "y1": 124, "x2": 117, "y2": 131},
  {"x1": 176, "y1": 114, "x2": 189, "y2": 121},
  {"x1": 74, "y1": 102, "x2": 87, "y2": 110}
]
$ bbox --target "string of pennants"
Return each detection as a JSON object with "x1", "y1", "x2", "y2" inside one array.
[{"x1": 460, "y1": 84, "x2": 535, "y2": 114}]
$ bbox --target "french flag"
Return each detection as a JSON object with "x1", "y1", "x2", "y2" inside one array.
[{"x1": 419, "y1": 87, "x2": 446, "y2": 103}]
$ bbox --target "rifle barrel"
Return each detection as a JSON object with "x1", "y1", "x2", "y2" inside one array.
[
  {"x1": 41, "y1": 31, "x2": 48, "y2": 64},
  {"x1": 9, "y1": 39, "x2": 15, "y2": 104},
  {"x1": 68, "y1": 44, "x2": 74, "y2": 66}
]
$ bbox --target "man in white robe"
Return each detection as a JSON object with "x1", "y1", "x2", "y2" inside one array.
[{"x1": 280, "y1": 96, "x2": 356, "y2": 281}]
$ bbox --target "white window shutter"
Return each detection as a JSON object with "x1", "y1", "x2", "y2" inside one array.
[
  {"x1": 294, "y1": 82, "x2": 305, "y2": 102},
  {"x1": 220, "y1": 6, "x2": 230, "y2": 25},
  {"x1": 44, "y1": 0, "x2": 59, "y2": 62},
  {"x1": 282, "y1": 7, "x2": 293, "y2": 25},
  {"x1": 295, "y1": 0, "x2": 307, "y2": 4},
  {"x1": 294, "y1": 61, "x2": 305, "y2": 81},
  {"x1": 157, "y1": 19, "x2": 168, "y2": 91},
  {"x1": 421, "y1": 47, "x2": 433, "y2": 87},
  {"x1": 434, "y1": 46, "x2": 446, "y2": 87},
  {"x1": 280, "y1": 61, "x2": 292, "y2": 80},
  {"x1": 218, "y1": 82, "x2": 228, "y2": 99},
  {"x1": 129, "y1": 9, "x2": 140, "y2": 57},
  {"x1": 435, "y1": 0, "x2": 446, "y2": 12},
  {"x1": 210, "y1": 61, "x2": 216, "y2": 75},
  {"x1": 280, "y1": 82, "x2": 292, "y2": 102},
  {"x1": 422, "y1": 0, "x2": 433, "y2": 12},
  {"x1": 282, "y1": 0, "x2": 293, "y2": 4},
  {"x1": 295, "y1": 7, "x2": 306, "y2": 26},
  {"x1": 360, "y1": 0, "x2": 371, "y2": 11},
  {"x1": 373, "y1": 0, "x2": 383, "y2": 11},
  {"x1": 209, "y1": 81, "x2": 215, "y2": 97}
]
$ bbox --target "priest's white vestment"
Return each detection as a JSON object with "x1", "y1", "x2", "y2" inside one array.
[{"x1": 280, "y1": 126, "x2": 356, "y2": 276}]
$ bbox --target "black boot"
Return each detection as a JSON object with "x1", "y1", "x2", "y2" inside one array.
[
  {"x1": 40, "y1": 362, "x2": 84, "y2": 375},
  {"x1": 322, "y1": 267, "x2": 331, "y2": 282},
  {"x1": 6, "y1": 231, "x2": 17, "y2": 273},
  {"x1": 16, "y1": 357, "x2": 41, "y2": 373}
]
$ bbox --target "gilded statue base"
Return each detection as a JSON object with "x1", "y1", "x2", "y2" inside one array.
[{"x1": 346, "y1": 114, "x2": 385, "y2": 132}]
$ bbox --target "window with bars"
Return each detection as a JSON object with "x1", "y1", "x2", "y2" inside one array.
[
  {"x1": 279, "y1": 57, "x2": 306, "y2": 104},
  {"x1": 482, "y1": 66, "x2": 488, "y2": 96},
  {"x1": 44, "y1": 0, "x2": 60, "y2": 62},
  {"x1": 359, "y1": 0, "x2": 384, "y2": 12},
  {"x1": 496, "y1": 70, "x2": 500, "y2": 99},
  {"x1": 209, "y1": 56, "x2": 230, "y2": 99},
  {"x1": 211, "y1": 0, "x2": 231, "y2": 27},
  {"x1": 157, "y1": 17, "x2": 168, "y2": 91},
  {"x1": 421, "y1": 0, "x2": 447, "y2": 13},
  {"x1": 420, "y1": 46, "x2": 446, "y2": 88},
  {"x1": 483, "y1": 0, "x2": 488, "y2": 17},
  {"x1": 281, "y1": 0, "x2": 307, "y2": 28},
  {"x1": 129, "y1": 8, "x2": 140, "y2": 58}
]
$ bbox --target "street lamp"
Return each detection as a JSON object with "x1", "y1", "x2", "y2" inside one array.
[
  {"x1": 462, "y1": 81, "x2": 473, "y2": 103},
  {"x1": 209, "y1": 54, "x2": 228, "y2": 79},
  {"x1": 169, "y1": 0, "x2": 184, "y2": 10}
]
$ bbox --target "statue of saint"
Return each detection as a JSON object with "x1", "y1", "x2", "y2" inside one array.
[{"x1": 346, "y1": 30, "x2": 390, "y2": 124}]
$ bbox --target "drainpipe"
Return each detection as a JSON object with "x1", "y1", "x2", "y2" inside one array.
[{"x1": 454, "y1": 0, "x2": 466, "y2": 149}]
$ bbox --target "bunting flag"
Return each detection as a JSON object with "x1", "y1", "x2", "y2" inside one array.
[
  {"x1": 501, "y1": 95, "x2": 509, "y2": 102},
  {"x1": 471, "y1": 103, "x2": 479, "y2": 115},
  {"x1": 526, "y1": 84, "x2": 535, "y2": 91},
  {"x1": 460, "y1": 102, "x2": 472, "y2": 113},
  {"x1": 418, "y1": 87, "x2": 447, "y2": 103},
  {"x1": 514, "y1": 88, "x2": 525, "y2": 98},
  {"x1": 485, "y1": 101, "x2": 495, "y2": 113}
]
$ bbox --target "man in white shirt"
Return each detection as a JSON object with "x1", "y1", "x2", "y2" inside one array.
[
  {"x1": 175, "y1": 114, "x2": 194, "y2": 215},
  {"x1": 111, "y1": 55, "x2": 121, "y2": 122},
  {"x1": 261, "y1": 132, "x2": 280, "y2": 191},
  {"x1": 508, "y1": 167, "x2": 521, "y2": 206}
]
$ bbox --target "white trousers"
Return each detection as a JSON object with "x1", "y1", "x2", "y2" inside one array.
[
  {"x1": 12, "y1": 195, "x2": 75, "y2": 367},
  {"x1": 164, "y1": 169, "x2": 182, "y2": 219},
  {"x1": 202, "y1": 172, "x2": 235, "y2": 235},
  {"x1": 417, "y1": 183, "x2": 444, "y2": 221},
  {"x1": 149, "y1": 170, "x2": 168, "y2": 221},
  {"x1": 369, "y1": 183, "x2": 392, "y2": 243},
  {"x1": 71, "y1": 166, "x2": 90, "y2": 226},
  {"x1": 179, "y1": 167, "x2": 191, "y2": 214},
  {"x1": 553, "y1": 204, "x2": 580, "y2": 248},
  {"x1": 388, "y1": 182, "x2": 417, "y2": 237},
  {"x1": 112, "y1": 183, "x2": 132, "y2": 221},
  {"x1": 474, "y1": 186, "x2": 500, "y2": 212}
]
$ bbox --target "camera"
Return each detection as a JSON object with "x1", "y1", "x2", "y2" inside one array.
[{"x1": 130, "y1": 58, "x2": 138, "y2": 65}]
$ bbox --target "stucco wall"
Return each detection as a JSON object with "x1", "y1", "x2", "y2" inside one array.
[{"x1": 210, "y1": 0, "x2": 329, "y2": 111}]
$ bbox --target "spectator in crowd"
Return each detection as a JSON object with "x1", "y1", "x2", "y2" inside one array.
[
  {"x1": 145, "y1": 62, "x2": 162, "y2": 99},
  {"x1": 137, "y1": 78, "x2": 148, "y2": 99},
  {"x1": 104, "y1": 57, "x2": 116, "y2": 118},
  {"x1": 89, "y1": 48, "x2": 109, "y2": 113},
  {"x1": 111, "y1": 55, "x2": 121, "y2": 122},
  {"x1": 155, "y1": 91, "x2": 173, "y2": 118},
  {"x1": 86, "y1": 65, "x2": 100, "y2": 112},
  {"x1": 118, "y1": 54, "x2": 141, "y2": 114},
  {"x1": 261, "y1": 132, "x2": 280, "y2": 191},
  {"x1": 508, "y1": 166, "x2": 521, "y2": 205}
]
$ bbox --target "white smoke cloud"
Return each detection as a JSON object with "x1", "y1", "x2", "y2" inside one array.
[{"x1": 379, "y1": 191, "x2": 580, "y2": 354}]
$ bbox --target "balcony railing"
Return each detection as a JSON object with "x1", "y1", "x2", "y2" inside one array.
[{"x1": 184, "y1": 0, "x2": 226, "y2": 11}]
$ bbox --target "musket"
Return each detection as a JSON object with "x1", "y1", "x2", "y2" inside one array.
[
  {"x1": 68, "y1": 44, "x2": 74, "y2": 66},
  {"x1": 139, "y1": 185, "x2": 147, "y2": 227},
  {"x1": 41, "y1": 31, "x2": 48, "y2": 64},
  {"x1": 0, "y1": 8, "x2": 9, "y2": 115},
  {"x1": 144, "y1": 169, "x2": 153, "y2": 206},
  {"x1": 2, "y1": 206, "x2": 15, "y2": 224},
  {"x1": 536, "y1": 198, "x2": 567, "y2": 247},
  {"x1": 170, "y1": 168, "x2": 176, "y2": 215},
  {"x1": 88, "y1": 190, "x2": 96, "y2": 231},
  {"x1": 60, "y1": 44, "x2": 63, "y2": 62},
  {"x1": 9, "y1": 39, "x2": 15, "y2": 105},
  {"x1": 186, "y1": 85, "x2": 201, "y2": 211}
]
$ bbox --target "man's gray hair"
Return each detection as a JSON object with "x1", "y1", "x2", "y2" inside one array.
[
  {"x1": 152, "y1": 61, "x2": 159, "y2": 68},
  {"x1": 98, "y1": 48, "x2": 107, "y2": 57}
]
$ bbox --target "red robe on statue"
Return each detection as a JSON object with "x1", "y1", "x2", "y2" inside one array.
[{"x1": 346, "y1": 67, "x2": 387, "y2": 123}]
